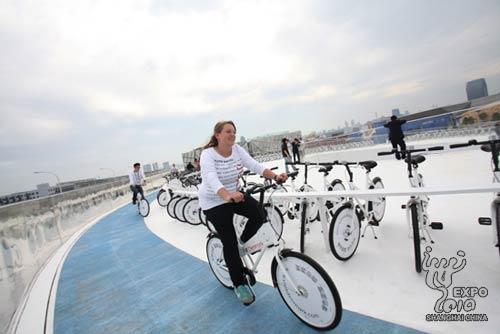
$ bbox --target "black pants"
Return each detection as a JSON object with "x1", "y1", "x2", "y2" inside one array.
[
  {"x1": 204, "y1": 197, "x2": 264, "y2": 287},
  {"x1": 130, "y1": 185, "x2": 144, "y2": 202},
  {"x1": 293, "y1": 150, "x2": 300, "y2": 163},
  {"x1": 390, "y1": 138, "x2": 407, "y2": 160}
]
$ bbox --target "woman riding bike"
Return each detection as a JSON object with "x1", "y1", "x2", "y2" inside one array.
[{"x1": 199, "y1": 120, "x2": 288, "y2": 305}]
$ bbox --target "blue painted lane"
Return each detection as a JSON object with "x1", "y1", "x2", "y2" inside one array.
[{"x1": 54, "y1": 196, "x2": 424, "y2": 333}]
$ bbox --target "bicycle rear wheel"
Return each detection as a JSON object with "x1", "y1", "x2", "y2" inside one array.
[
  {"x1": 410, "y1": 203, "x2": 422, "y2": 273},
  {"x1": 206, "y1": 234, "x2": 233, "y2": 288},
  {"x1": 326, "y1": 179, "x2": 345, "y2": 212},
  {"x1": 271, "y1": 250, "x2": 342, "y2": 330},
  {"x1": 265, "y1": 206, "x2": 284, "y2": 240},
  {"x1": 370, "y1": 177, "x2": 386, "y2": 223}
]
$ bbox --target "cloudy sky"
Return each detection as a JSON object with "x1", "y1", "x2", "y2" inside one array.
[{"x1": 1, "y1": 0, "x2": 500, "y2": 195}]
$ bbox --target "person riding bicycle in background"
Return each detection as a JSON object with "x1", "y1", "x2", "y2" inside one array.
[
  {"x1": 171, "y1": 163, "x2": 179, "y2": 178},
  {"x1": 199, "y1": 120, "x2": 288, "y2": 305},
  {"x1": 129, "y1": 162, "x2": 146, "y2": 205},
  {"x1": 384, "y1": 115, "x2": 407, "y2": 160}
]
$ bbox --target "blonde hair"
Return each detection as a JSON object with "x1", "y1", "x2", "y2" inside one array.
[{"x1": 203, "y1": 121, "x2": 236, "y2": 149}]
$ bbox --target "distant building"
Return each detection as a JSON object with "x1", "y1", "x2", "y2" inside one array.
[
  {"x1": 37, "y1": 183, "x2": 53, "y2": 197},
  {"x1": 392, "y1": 108, "x2": 401, "y2": 117},
  {"x1": 143, "y1": 164, "x2": 152, "y2": 173},
  {"x1": 466, "y1": 78, "x2": 488, "y2": 100},
  {"x1": 152, "y1": 162, "x2": 159, "y2": 171},
  {"x1": 162, "y1": 162, "x2": 170, "y2": 170}
]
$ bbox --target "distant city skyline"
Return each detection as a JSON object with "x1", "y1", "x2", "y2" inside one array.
[{"x1": 1, "y1": 0, "x2": 500, "y2": 195}]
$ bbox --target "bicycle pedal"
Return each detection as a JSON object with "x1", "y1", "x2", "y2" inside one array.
[
  {"x1": 368, "y1": 221, "x2": 379, "y2": 227},
  {"x1": 478, "y1": 217, "x2": 492, "y2": 225},
  {"x1": 401, "y1": 204, "x2": 406, "y2": 209},
  {"x1": 430, "y1": 222, "x2": 443, "y2": 230}
]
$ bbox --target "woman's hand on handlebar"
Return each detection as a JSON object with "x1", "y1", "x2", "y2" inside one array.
[
  {"x1": 227, "y1": 191, "x2": 244, "y2": 203},
  {"x1": 275, "y1": 173, "x2": 288, "y2": 183}
]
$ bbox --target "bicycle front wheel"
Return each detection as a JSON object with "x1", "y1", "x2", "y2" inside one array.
[
  {"x1": 271, "y1": 250, "x2": 342, "y2": 330},
  {"x1": 183, "y1": 198, "x2": 202, "y2": 225},
  {"x1": 329, "y1": 204, "x2": 361, "y2": 261},
  {"x1": 157, "y1": 189, "x2": 171, "y2": 207},
  {"x1": 410, "y1": 203, "x2": 422, "y2": 273},
  {"x1": 167, "y1": 196, "x2": 181, "y2": 219},
  {"x1": 138, "y1": 198, "x2": 150, "y2": 217},
  {"x1": 174, "y1": 197, "x2": 190, "y2": 222}
]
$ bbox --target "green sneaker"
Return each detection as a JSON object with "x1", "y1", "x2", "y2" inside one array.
[{"x1": 234, "y1": 284, "x2": 255, "y2": 305}]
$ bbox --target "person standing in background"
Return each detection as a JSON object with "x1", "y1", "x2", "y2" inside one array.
[
  {"x1": 281, "y1": 138, "x2": 297, "y2": 173},
  {"x1": 384, "y1": 115, "x2": 407, "y2": 160},
  {"x1": 291, "y1": 138, "x2": 301, "y2": 163}
]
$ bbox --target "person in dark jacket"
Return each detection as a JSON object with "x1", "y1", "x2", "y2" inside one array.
[
  {"x1": 384, "y1": 115, "x2": 407, "y2": 160},
  {"x1": 291, "y1": 138, "x2": 301, "y2": 163}
]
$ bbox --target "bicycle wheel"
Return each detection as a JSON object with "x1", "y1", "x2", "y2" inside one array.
[
  {"x1": 370, "y1": 177, "x2": 386, "y2": 223},
  {"x1": 410, "y1": 203, "x2": 422, "y2": 273},
  {"x1": 329, "y1": 204, "x2": 361, "y2": 261},
  {"x1": 166, "y1": 196, "x2": 181, "y2": 219},
  {"x1": 272, "y1": 184, "x2": 289, "y2": 217},
  {"x1": 183, "y1": 198, "x2": 202, "y2": 225},
  {"x1": 174, "y1": 197, "x2": 190, "y2": 222},
  {"x1": 157, "y1": 189, "x2": 171, "y2": 207},
  {"x1": 271, "y1": 250, "x2": 342, "y2": 330},
  {"x1": 265, "y1": 205, "x2": 284, "y2": 240},
  {"x1": 326, "y1": 179, "x2": 345, "y2": 212},
  {"x1": 206, "y1": 234, "x2": 233, "y2": 289},
  {"x1": 138, "y1": 198, "x2": 150, "y2": 217}
]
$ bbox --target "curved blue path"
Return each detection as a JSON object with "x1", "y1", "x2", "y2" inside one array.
[{"x1": 54, "y1": 196, "x2": 424, "y2": 333}]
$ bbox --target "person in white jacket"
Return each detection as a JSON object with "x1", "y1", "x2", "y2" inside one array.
[
  {"x1": 129, "y1": 162, "x2": 146, "y2": 204},
  {"x1": 199, "y1": 120, "x2": 288, "y2": 305}
]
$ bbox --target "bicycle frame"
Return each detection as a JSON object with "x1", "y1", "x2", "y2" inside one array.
[
  {"x1": 224, "y1": 185, "x2": 310, "y2": 295},
  {"x1": 401, "y1": 150, "x2": 436, "y2": 244}
]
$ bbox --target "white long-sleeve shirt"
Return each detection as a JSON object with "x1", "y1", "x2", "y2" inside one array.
[
  {"x1": 198, "y1": 144, "x2": 266, "y2": 210},
  {"x1": 129, "y1": 169, "x2": 146, "y2": 186}
]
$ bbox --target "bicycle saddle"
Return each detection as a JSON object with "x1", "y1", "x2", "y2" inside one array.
[
  {"x1": 359, "y1": 160, "x2": 377, "y2": 170},
  {"x1": 406, "y1": 155, "x2": 426, "y2": 165},
  {"x1": 318, "y1": 166, "x2": 333, "y2": 173}
]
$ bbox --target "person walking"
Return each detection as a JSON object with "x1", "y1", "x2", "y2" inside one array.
[
  {"x1": 384, "y1": 115, "x2": 407, "y2": 160},
  {"x1": 198, "y1": 121, "x2": 288, "y2": 305}
]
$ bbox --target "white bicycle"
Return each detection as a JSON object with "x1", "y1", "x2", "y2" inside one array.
[
  {"x1": 378, "y1": 147, "x2": 443, "y2": 273},
  {"x1": 206, "y1": 183, "x2": 342, "y2": 330},
  {"x1": 450, "y1": 138, "x2": 500, "y2": 259},
  {"x1": 328, "y1": 160, "x2": 386, "y2": 261}
]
